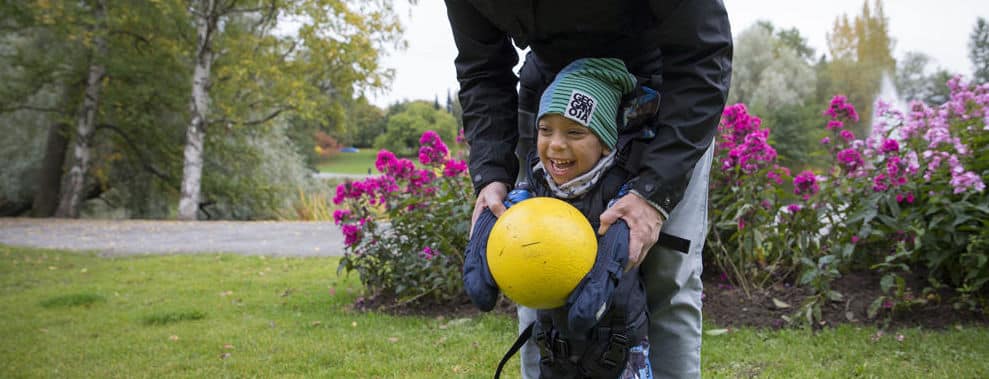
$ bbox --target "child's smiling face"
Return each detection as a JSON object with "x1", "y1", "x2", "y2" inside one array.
[{"x1": 537, "y1": 114, "x2": 609, "y2": 185}]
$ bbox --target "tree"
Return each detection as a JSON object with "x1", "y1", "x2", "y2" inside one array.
[
  {"x1": 825, "y1": 0, "x2": 896, "y2": 135},
  {"x1": 177, "y1": 0, "x2": 403, "y2": 220},
  {"x1": 727, "y1": 22, "x2": 818, "y2": 164},
  {"x1": 56, "y1": 0, "x2": 109, "y2": 218},
  {"x1": 970, "y1": 17, "x2": 989, "y2": 84},
  {"x1": 374, "y1": 101, "x2": 457, "y2": 156}
]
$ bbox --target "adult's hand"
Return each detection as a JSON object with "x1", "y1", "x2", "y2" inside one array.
[
  {"x1": 470, "y1": 182, "x2": 509, "y2": 238},
  {"x1": 597, "y1": 193, "x2": 664, "y2": 270}
]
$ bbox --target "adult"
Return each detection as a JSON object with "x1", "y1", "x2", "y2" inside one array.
[{"x1": 445, "y1": 1, "x2": 732, "y2": 378}]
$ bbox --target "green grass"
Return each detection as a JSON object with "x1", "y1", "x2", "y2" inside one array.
[
  {"x1": 2, "y1": 244, "x2": 988, "y2": 378},
  {"x1": 316, "y1": 150, "x2": 378, "y2": 174}
]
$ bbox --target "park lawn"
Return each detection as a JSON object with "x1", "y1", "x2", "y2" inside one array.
[
  {"x1": 316, "y1": 150, "x2": 378, "y2": 174},
  {"x1": 2, "y1": 245, "x2": 988, "y2": 378}
]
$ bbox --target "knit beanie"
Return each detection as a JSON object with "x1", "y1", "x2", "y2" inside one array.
[{"x1": 537, "y1": 58, "x2": 637, "y2": 150}]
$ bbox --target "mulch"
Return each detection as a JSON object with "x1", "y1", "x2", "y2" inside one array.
[
  {"x1": 354, "y1": 270, "x2": 988, "y2": 331},
  {"x1": 701, "y1": 269, "x2": 988, "y2": 330}
]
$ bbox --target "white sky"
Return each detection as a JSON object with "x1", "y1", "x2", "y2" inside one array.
[{"x1": 368, "y1": 0, "x2": 989, "y2": 108}]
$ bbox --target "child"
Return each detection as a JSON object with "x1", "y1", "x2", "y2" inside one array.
[{"x1": 464, "y1": 58, "x2": 656, "y2": 378}]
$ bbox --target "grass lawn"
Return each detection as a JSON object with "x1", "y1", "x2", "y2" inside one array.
[
  {"x1": 316, "y1": 150, "x2": 378, "y2": 174},
  {"x1": 2, "y1": 245, "x2": 988, "y2": 378}
]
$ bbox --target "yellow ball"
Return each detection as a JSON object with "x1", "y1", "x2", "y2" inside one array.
[{"x1": 486, "y1": 197, "x2": 597, "y2": 309}]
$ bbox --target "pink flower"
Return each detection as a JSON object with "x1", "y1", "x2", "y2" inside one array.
[
  {"x1": 341, "y1": 223, "x2": 362, "y2": 247},
  {"x1": 881, "y1": 139, "x2": 900, "y2": 153},
  {"x1": 851, "y1": 236, "x2": 860, "y2": 244},
  {"x1": 786, "y1": 204, "x2": 802, "y2": 213},
  {"x1": 837, "y1": 148, "x2": 864, "y2": 172},
  {"x1": 793, "y1": 171, "x2": 819, "y2": 200},
  {"x1": 442, "y1": 159, "x2": 468, "y2": 177},
  {"x1": 332, "y1": 209, "x2": 351, "y2": 225},
  {"x1": 840, "y1": 129, "x2": 855, "y2": 142},
  {"x1": 820, "y1": 137, "x2": 831, "y2": 145},
  {"x1": 825, "y1": 95, "x2": 860, "y2": 122},
  {"x1": 418, "y1": 131, "x2": 449, "y2": 166},
  {"x1": 419, "y1": 246, "x2": 438, "y2": 260}
]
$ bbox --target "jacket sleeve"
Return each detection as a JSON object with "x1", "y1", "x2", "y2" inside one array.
[
  {"x1": 634, "y1": 0, "x2": 732, "y2": 214},
  {"x1": 445, "y1": 0, "x2": 521, "y2": 194}
]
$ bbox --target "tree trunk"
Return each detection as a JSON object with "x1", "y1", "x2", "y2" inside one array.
[
  {"x1": 55, "y1": 0, "x2": 108, "y2": 218},
  {"x1": 178, "y1": 0, "x2": 216, "y2": 221},
  {"x1": 32, "y1": 122, "x2": 70, "y2": 217}
]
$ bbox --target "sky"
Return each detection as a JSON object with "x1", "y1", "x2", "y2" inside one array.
[{"x1": 367, "y1": 0, "x2": 989, "y2": 108}]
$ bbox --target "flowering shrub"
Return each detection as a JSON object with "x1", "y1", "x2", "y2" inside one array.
[
  {"x1": 708, "y1": 77, "x2": 989, "y2": 322},
  {"x1": 334, "y1": 130, "x2": 472, "y2": 304}
]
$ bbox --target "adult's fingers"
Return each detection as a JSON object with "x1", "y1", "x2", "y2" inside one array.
[
  {"x1": 597, "y1": 206, "x2": 621, "y2": 236},
  {"x1": 469, "y1": 182, "x2": 509, "y2": 238}
]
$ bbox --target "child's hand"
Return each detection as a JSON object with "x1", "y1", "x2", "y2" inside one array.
[
  {"x1": 470, "y1": 182, "x2": 508, "y2": 238},
  {"x1": 598, "y1": 193, "x2": 663, "y2": 270}
]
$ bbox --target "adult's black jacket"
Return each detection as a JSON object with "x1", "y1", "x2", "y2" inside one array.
[{"x1": 445, "y1": 0, "x2": 733, "y2": 214}]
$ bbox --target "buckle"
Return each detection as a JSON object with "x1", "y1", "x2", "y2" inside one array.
[
  {"x1": 553, "y1": 337, "x2": 570, "y2": 358},
  {"x1": 600, "y1": 333, "x2": 630, "y2": 368},
  {"x1": 535, "y1": 332, "x2": 554, "y2": 364}
]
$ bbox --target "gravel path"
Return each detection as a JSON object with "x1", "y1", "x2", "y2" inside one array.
[{"x1": 0, "y1": 218, "x2": 345, "y2": 257}]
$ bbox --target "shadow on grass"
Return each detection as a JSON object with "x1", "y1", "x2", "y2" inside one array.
[
  {"x1": 141, "y1": 310, "x2": 207, "y2": 325},
  {"x1": 39, "y1": 293, "x2": 106, "y2": 308}
]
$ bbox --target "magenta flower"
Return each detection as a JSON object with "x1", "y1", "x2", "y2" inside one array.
[
  {"x1": 825, "y1": 95, "x2": 860, "y2": 122},
  {"x1": 837, "y1": 148, "x2": 864, "y2": 172},
  {"x1": 456, "y1": 128, "x2": 466, "y2": 144},
  {"x1": 840, "y1": 129, "x2": 855, "y2": 142},
  {"x1": 375, "y1": 150, "x2": 398, "y2": 174},
  {"x1": 341, "y1": 223, "x2": 362, "y2": 247},
  {"x1": 419, "y1": 246, "x2": 438, "y2": 260},
  {"x1": 793, "y1": 171, "x2": 820, "y2": 200},
  {"x1": 820, "y1": 137, "x2": 831, "y2": 145},
  {"x1": 333, "y1": 209, "x2": 351, "y2": 225},
  {"x1": 418, "y1": 130, "x2": 449, "y2": 166},
  {"x1": 786, "y1": 204, "x2": 802, "y2": 213},
  {"x1": 881, "y1": 139, "x2": 900, "y2": 153},
  {"x1": 442, "y1": 159, "x2": 468, "y2": 177}
]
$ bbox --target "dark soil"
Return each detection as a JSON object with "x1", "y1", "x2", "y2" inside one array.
[
  {"x1": 701, "y1": 269, "x2": 989, "y2": 330},
  {"x1": 355, "y1": 271, "x2": 989, "y2": 331}
]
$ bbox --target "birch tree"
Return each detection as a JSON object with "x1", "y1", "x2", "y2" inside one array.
[
  {"x1": 178, "y1": 0, "x2": 218, "y2": 220},
  {"x1": 177, "y1": 0, "x2": 402, "y2": 220},
  {"x1": 55, "y1": 0, "x2": 108, "y2": 218}
]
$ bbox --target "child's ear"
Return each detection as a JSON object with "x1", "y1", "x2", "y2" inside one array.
[{"x1": 602, "y1": 147, "x2": 611, "y2": 156}]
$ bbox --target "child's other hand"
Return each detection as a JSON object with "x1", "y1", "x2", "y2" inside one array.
[
  {"x1": 470, "y1": 182, "x2": 508, "y2": 238},
  {"x1": 598, "y1": 193, "x2": 663, "y2": 270}
]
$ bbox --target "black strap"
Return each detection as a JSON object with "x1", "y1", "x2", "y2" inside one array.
[
  {"x1": 658, "y1": 232, "x2": 691, "y2": 254},
  {"x1": 495, "y1": 322, "x2": 535, "y2": 379}
]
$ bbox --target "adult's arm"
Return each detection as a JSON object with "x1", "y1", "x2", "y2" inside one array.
[
  {"x1": 444, "y1": 0, "x2": 520, "y2": 195},
  {"x1": 634, "y1": 0, "x2": 733, "y2": 214}
]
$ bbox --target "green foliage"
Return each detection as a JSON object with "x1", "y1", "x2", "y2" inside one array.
[
  {"x1": 345, "y1": 97, "x2": 388, "y2": 148},
  {"x1": 201, "y1": 123, "x2": 316, "y2": 220},
  {"x1": 374, "y1": 101, "x2": 457, "y2": 156}
]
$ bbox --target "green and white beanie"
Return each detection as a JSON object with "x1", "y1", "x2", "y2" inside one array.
[{"x1": 537, "y1": 58, "x2": 637, "y2": 150}]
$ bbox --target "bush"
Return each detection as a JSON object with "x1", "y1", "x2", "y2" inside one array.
[
  {"x1": 374, "y1": 102, "x2": 457, "y2": 157},
  {"x1": 334, "y1": 130, "x2": 472, "y2": 305},
  {"x1": 707, "y1": 77, "x2": 988, "y2": 323}
]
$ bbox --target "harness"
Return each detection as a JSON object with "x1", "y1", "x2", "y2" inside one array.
[{"x1": 473, "y1": 85, "x2": 691, "y2": 378}]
